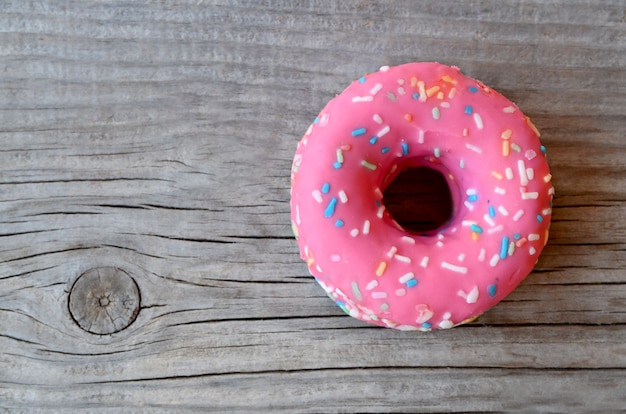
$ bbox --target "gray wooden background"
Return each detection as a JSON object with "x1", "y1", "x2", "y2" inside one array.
[{"x1": 1, "y1": 1, "x2": 625, "y2": 412}]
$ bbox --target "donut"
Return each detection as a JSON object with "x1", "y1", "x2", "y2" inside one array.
[{"x1": 290, "y1": 62, "x2": 554, "y2": 330}]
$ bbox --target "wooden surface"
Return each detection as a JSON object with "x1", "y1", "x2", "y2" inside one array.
[{"x1": 1, "y1": 1, "x2": 625, "y2": 412}]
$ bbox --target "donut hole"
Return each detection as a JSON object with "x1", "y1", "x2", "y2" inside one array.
[{"x1": 383, "y1": 166, "x2": 454, "y2": 234}]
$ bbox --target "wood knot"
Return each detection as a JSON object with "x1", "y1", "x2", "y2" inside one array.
[{"x1": 68, "y1": 267, "x2": 140, "y2": 335}]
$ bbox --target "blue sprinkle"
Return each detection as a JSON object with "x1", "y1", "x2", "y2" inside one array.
[
  {"x1": 381, "y1": 146, "x2": 390, "y2": 154},
  {"x1": 487, "y1": 284, "x2": 497, "y2": 297},
  {"x1": 352, "y1": 127, "x2": 367, "y2": 137},
  {"x1": 406, "y1": 279, "x2": 418, "y2": 288},
  {"x1": 541, "y1": 145, "x2": 547, "y2": 154},
  {"x1": 375, "y1": 200, "x2": 381, "y2": 207},
  {"x1": 470, "y1": 224, "x2": 483, "y2": 234},
  {"x1": 513, "y1": 233, "x2": 521, "y2": 240},
  {"x1": 488, "y1": 205, "x2": 496, "y2": 218},
  {"x1": 465, "y1": 105, "x2": 473, "y2": 115},
  {"x1": 321, "y1": 183, "x2": 330, "y2": 194},
  {"x1": 422, "y1": 322, "x2": 432, "y2": 328},
  {"x1": 335, "y1": 219, "x2": 344, "y2": 228},
  {"x1": 467, "y1": 194, "x2": 478, "y2": 202},
  {"x1": 333, "y1": 162, "x2": 342, "y2": 169},
  {"x1": 359, "y1": 77, "x2": 366, "y2": 83},
  {"x1": 369, "y1": 136, "x2": 378, "y2": 145},
  {"x1": 412, "y1": 92, "x2": 420, "y2": 100},
  {"x1": 500, "y1": 237, "x2": 510, "y2": 259},
  {"x1": 324, "y1": 198, "x2": 338, "y2": 218},
  {"x1": 468, "y1": 86, "x2": 479, "y2": 93},
  {"x1": 401, "y1": 142, "x2": 409, "y2": 156},
  {"x1": 313, "y1": 117, "x2": 319, "y2": 124},
  {"x1": 537, "y1": 214, "x2": 543, "y2": 222}
]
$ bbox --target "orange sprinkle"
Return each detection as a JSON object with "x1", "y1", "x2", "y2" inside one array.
[
  {"x1": 441, "y1": 75, "x2": 458, "y2": 84},
  {"x1": 426, "y1": 85, "x2": 440, "y2": 97},
  {"x1": 502, "y1": 140, "x2": 510, "y2": 156},
  {"x1": 526, "y1": 116, "x2": 541, "y2": 137},
  {"x1": 471, "y1": 232, "x2": 479, "y2": 241},
  {"x1": 516, "y1": 238, "x2": 527, "y2": 247},
  {"x1": 340, "y1": 144, "x2": 352, "y2": 151},
  {"x1": 462, "y1": 128, "x2": 470, "y2": 137},
  {"x1": 404, "y1": 113, "x2": 414, "y2": 122},
  {"x1": 375, "y1": 261, "x2": 387, "y2": 276},
  {"x1": 410, "y1": 77, "x2": 418, "y2": 87},
  {"x1": 501, "y1": 129, "x2": 512, "y2": 140},
  {"x1": 491, "y1": 171, "x2": 503, "y2": 180}
]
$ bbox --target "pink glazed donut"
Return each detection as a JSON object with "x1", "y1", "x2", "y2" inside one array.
[{"x1": 290, "y1": 62, "x2": 554, "y2": 330}]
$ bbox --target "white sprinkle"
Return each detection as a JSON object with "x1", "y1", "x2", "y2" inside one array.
[
  {"x1": 518, "y1": 160, "x2": 529, "y2": 186},
  {"x1": 338, "y1": 190, "x2": 348, "y2": 203},
  {"x1": 529, "y1": 247, "x2": 537, "y2": 255},
  {"x1": 401, "y1": 236, "x2": 415, "y2": 244},
  {"x1": 462, "y1": 220, "x2": 477, "y2": 226},
  {"x1": 498, "y1": 206, "x2": 509, "y2": 216},
  {"x1": 366, "y1": 280, "x2": 378, "y2": 290},
  {"x1": 436, "y1": 241, "x2": 444, "y2": 247},
  {"x1": 374, "y1": 187, "x2": 383, "y2": 198},
  {"x1": 316, "y1": 264, "x2": 323, "y2": 272},
  {"x1": 548, "y1": 187, "x2": 555, "y2": 195},
  {"x1": 478, "y1": 248, "x2": 486, "y2": 262},
  {"x1": 312, "y1": 190, "x2": 323, "y2": 203},
  {"x1": 350, "y1": 229, "x2": 359, "y2": 237},
  {"x1": 349, "y1": 308, "x2": 359, "y2": 318},
  {"x1": 505, "y1": 167, "x2": 514, "y2": 180},
  {"x1": 420, "y1": 256, "x2": 429, "y2": 268},
  {"x1": 295, "y1": 205, "x2": 301, "y2": 225},
  {"x1": 396, "y1": 289, "x2": 406, "y2": 296},
  {"x1": 440, "y1": 102, "x2": 450, "y2": 108},
  {"x1": 526, "y1": 168, "x2": 535, "y2": 180},
  {"x1": 399, "y1": 272, "x2": 415, "y2": 284},
  {"x1": 528, "y1": 233, "x2": 540, "y2": 241},
  {"x1": 441, "y1": 262, "x2": 468, "y2": 274},
  {"x1": 416, "y1": 130, "x2": 425, "y2": 145},
  {"x1": 489, "y1": 254, "x2": 500, "y2": 267},
  {"x1": 377, "y1": 125, "x2": 391, "y2": 138},
  {"x1": 363, "y1": 220, "x2": 370, "y2": 235},
  {"x1": 352, "y1": 95, "x2": 374, "y2": 102},
  {"x1": 483, "y1": 214, "x2": 496, "y2": 227},
  {"x1": 513, "y1": 209, "x2": 525, "y2": 221},
  {"x1": 372, "y1": 292, "x2": 387, "y2": 299},
  {"x1": 466, "y1": 188, "x2": 477, "y2": 196},
  {"x1": 386, "y1": 246, "x2": 398, "y2": 257},
  {"x1": 466, "y1": 286, "x2": 479, "y2": 303},
  {"x1": 543, "y1": 174, "x2": 552, "y2": 183},
  {"x1": 397, "y1": 86, "x2": 405, "y2": 95},
  {"x1": 438, "y1": 234, "x2": 444, "y2": 240},
  {"x1": 380, "y1": 65, "x2": 390, "y2": 72},
  {"x1": 525, "y1": 149, "x2": 537, "y2": 160},
  {"x1": 522, "y1": 191, "x2": 539, "y2": 199},
  {"x1": 458, "y1": 253, "x2": 466, "y2": 262},
  {"x1": 542, "y1": 208, "x2": 552, "y2": 215},
  {"x1": 473, "y1": 113, "x2": 484, "y2": 129},
  {"x1": 466, "y1": 143, "x2": 483, "y2": 154},
  {"x1": 377, "y1": 206, "x2": 385, "y2": 219},
  {"x1": 448, "y1": 87, "x2": 457, "y2": 98},
  {"x1": 330, "y1": 254, "x2": 341, "y2": 262},
  {"x1": 464, "y1": 200, "x2": 474, "y2": 211},
  {"x1": 494, "y1": 187, "x2": 506, "y2": 195},
  {"x1": 487, "y1": 225, "x2": 504, "y2": 234},
  {"x1": 373, "y1": 113, "x2": 383, "y2": 124},
  {"x1": 394, "y1": 254, "x2": 411, "y2": 263},
  {"x1": 370, "y1": 83, "x2": 383, "y2": 95},
  {"x1": 503, "y1": 106, "x2": 515, "y2": 113}
]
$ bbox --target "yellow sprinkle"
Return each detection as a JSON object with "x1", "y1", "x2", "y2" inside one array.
[
  {"x1": 417, "y1": 81, "x2": 426, "y2": 102},
  {"x1": 426, "y1": 85, "x2": 440, "y2": 97},
  {"x1": 501, "y1": 129, "x2": 512, "y2": 140},
  {"x1": 437, "y1": 91, "x2": 444, "y2": 100},
  {"x1": 502, "y1": 140, "x2": 510, "y2": 156},
  {"x1": 491, "y1": 171, "x2": 503, "y2": 180},
  {"x1": 441, "y1": 75, "x2": 457, "y2": 84},
  {"x1": 361, "y1": 160, "x2": 377, "y2": 171},
  {"x1": 376, "y1": 261, "x2": 387, "y2": 276}
]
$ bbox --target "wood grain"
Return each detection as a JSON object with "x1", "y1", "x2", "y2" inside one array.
[{"x1": 1, "y1": 0, "x2": 625, "y2": 412}]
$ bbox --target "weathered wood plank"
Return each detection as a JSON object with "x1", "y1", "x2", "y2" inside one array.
[{"x1": 1, "y1": 0, "x2": 625, "y2": 411}]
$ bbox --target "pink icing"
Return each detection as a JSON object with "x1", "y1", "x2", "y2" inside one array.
[{"x1": 290, "y1": 62, "x2": 553, "y2": 330}]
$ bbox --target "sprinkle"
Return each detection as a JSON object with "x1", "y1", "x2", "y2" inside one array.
[
  {"x1": 351, "y1": 282, "x2": 362, "y2": 301},
  {"x1": 526, "y1": 116, "x2": 541, "y2": 137},
  {"x1": 312, "y1": 190, "x2": 323, "y2": 203},
  {"x1": 434, "y1": 148, "x2": 441, "y2": 158},
  {"x1": 333, "y1": 162, "x2": 342, "y2": 169},
  {"x1": 516, "y1": 237, "x2": 527, "y2": 247},
  {"x1": 518, "y1": 160, "x2": 528, "y2": 185},
  {"x1": 499, "y1": 237, "x2": 510, "y2": 259},
  {"x1": 397, "y1": 87, "x2": 406, "y2": 95},
  {"x1": 406, "y1": 279, "x2": 418, "y2": 288},
  {"x1": 381, "y1": 146, "x2": 390, "y2": 154},
  {"x1": 375, "y1": 261, "x2": 387, "y2": 276},
  {"x1": 380, "y1": 65, "x2": 390, "y2": 71},
  {"x1": 335, "y1": 219, "x2": 344, "y2": 227},
  {"x1": 466, "y1": 188, "x2": 477, "y2": 195},
  {"x1": 466, "y1": 143, "x2": 483, "y2": 154},
  {"x1": 420, "y1": 256, "x2": 429, "y2": 268},
  {"x1": 352, "y1": 127, "x2": 367, "y2": 137},
  {"x1": 324, "y1": 198, "x2": 338, "y2": 218},
  {"x1": 404, "y1": 113, "x2": 414, "y2": 122},
  {"x1": 448, "y1": 87, "x2": 457, "y2": 99},
  {"x1": 467, "y1": 194, "x2": 478, "y2": 202},
  {"x1": 352, "y1": 96, "x2": 373, "y2": 102},
  {"x1": 396, "y1": 288, "x2": 406, "y2": 296},
  {"x1": 514, "y1": 233, "x2": 521, "y2": 240},
  {"x1": 483, "y1": 214, "x2": 496, "y2": 227},
  {"x1": 487, "y1": 225, "x2": 503, "y2": 234},
  {"x1": 513, "y1": 209, "x2": 525, "y2": 221},
  {"x1": 373, "y1": 114, "x2": 383, "y2": 124},
  {"x1": 464, "y1": 105, "x2": 473, "y2": 115},
  {"x1": 473, "y1": 113, "x2": 484, "y2": 129},
  {"x1": 470, "y1": 224, "x2": 483, "y2": 233},
  {"x1": 502, "y1": 140, "x2": 510, "y2": 156},
  {"x1": 541, "y1": 145, "x2": 547, "y2": 154},
  {"x1": 529, "y1": 247, "x2": 537, "y2": 255},
  {"x1": 466, "y1": 286, "x2": 479, "y2": 303},
  {"x1": 526, "y1": 168, "x2": 535, "y2": 180},
  {"x1": 372, "y1": 292, "x2": 387, "y2": 299},
  {"x1": 426, "y1": 85, "x2": 440, "y2": 97},
  {"x1": 522, "y1": 191, "x2": 539, "y2": 200},
  {"x1": 402, "y1": 236, "x2": 415, "y2": 244},
  {"x1": 503, "y1": 106, "x2": 515, "y2": 113},
  {"x1": 440, "y1": 101, "x2": 450, "y2": 108},
  {"x1": 543, "y1": 174, "x2": 552, "y2": 183},
  {"x1": 412, "y1": 92, "x2": 420, "y2": 100},
  {"x1": 501, "y1": 129, "x2": 512, "y2": 139},
  {"x1": 399, "y1": 272, "x2": 415, "y2": 284},
  {"x1": 494, "y1": 187, "x2": 506, "y2": 195},
  {"x1": 370, "y1": 83, "x2": 383, "y2": 95},
  {"x1": 441, "y1": 262, "x2": 468, "y2": 274},
  {"x1": 369, "y1": 137, "x2": 378, "y2": 145},
  {"x1": 295, "y1": 205, "x2": 301, "y2": 225},
  {"x1": 528, "y1": 233, "x2": 540, "y2": 241},
  {"x1": 548, "y1": 187, "x2": 555, "y2": 195},
  {"x1": 464, "y1": 201, "x2": 474, "y2": 211},
  {"x1": 498, "y1": 206, "x2": 509, "y2": 216},
  {"x1": 366, "y1": 280, "x2": 378, "y2": 290},
  {"x1": 377, "y1": 206, "x2": 385, "y2": 219},
  {"x1": 525, "y1": 149, "x2": 537, "y2": 160},
  {"x1": 468, "y1": 86, "x2": 479, "y2": 93},
  {"x1": 336, "y1": 149, "x2": 344, "y2": 163},
  {"x1": 505, "y1": 167, "x2": 514, "y2": 180},
  {"x1": 536, "y1": 214, "x2": 543, "y2": 222},
  {"x1": 361, "y1": 160, "x2": 377, "y2": 171},
  {"x1": 442, "y1": 75, "x2": 457, "y2": 84},
  {"x1": 338, "y1": 190, "x2": 348, "y2": 203},
  {"x1": 488, "y1": 205, "x2": 496, "y2": 218},
  {"x1": 462, "y1": 128, "x2": 470, "y2": 137},
  {"x1": 363, "y1": 220, "x2": 370, "y2": 234},
  {"x1": 432, "y1": 107, "x2": 440, "y2": 120},
  {"x1": 401, "y1": 142, "x2": 409, "y2": 156},
  {"x1": 418, "y1": 130, "x2": 425, "y2": 144},
  {"x1": 377, "y1": 125, "x2": 390, "y2": 138},
  {"x1": 359, "y1": 77, "x2": 366, "y2": 83},
  {"x1": 490, "y1": 254, "x2": 500, "y2": 267},
  {"x1": 374, "y1": 187, "x2": 383, "y2": 198},
  {"x1": 350, "y1": 229, "x2": 359, "y2": 237},
  {"x1": 387, "y1": 92, "x2": 396, "y2": 101},
  {"x1": 542, "y1": 208, "x2": 552, "y2": 215},
  {"x1": 458, "y1": 253, "x2": 466, "y2": 261},
  {"x1": 460, "y1": 159, "x2": 465, "y2": 168},
  {"x1": 395, "y1": 254, "x2": 411, "y2": 263},
  {"x1": 492, "y1": 171, "x2": 503, "y2": 180},
  {"x1": 487, "y1": 284, "x2": 497, "y2": 297},
  {"x1": 321, "y1": 183, "x2": 330, "y2": 194},
  {"x1": 478, "y1": 248, "x2": 486, "y2": 262},
  {"x1": 387, "y1": 246, "x2": 398, "y2": 257},
  {"x1": 511, "y1": 143, "x2": 521, "y2": 152}
]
